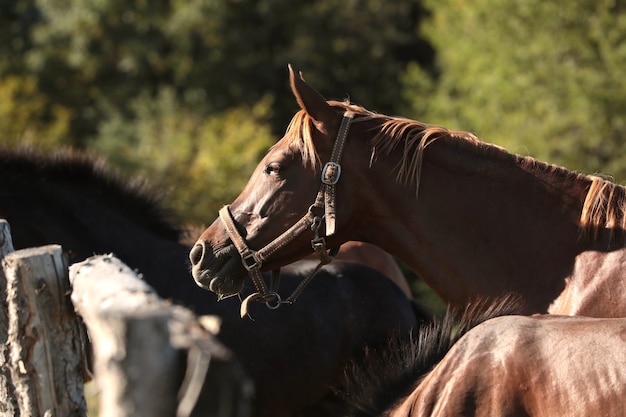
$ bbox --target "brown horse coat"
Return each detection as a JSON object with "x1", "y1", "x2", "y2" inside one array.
[
  {"x1": 344, "y1": 312, "x2": 626, "y2": 417},
  {"x1": 397, "y1": 315, "x2": 626, "y2": 416}
]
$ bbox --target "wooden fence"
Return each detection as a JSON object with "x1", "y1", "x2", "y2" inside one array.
[{"x1": 0, "y1": 219, "x2": 252, "y2": 417}]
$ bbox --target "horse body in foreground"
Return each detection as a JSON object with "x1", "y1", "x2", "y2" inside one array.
[
  {"x1": 0, "y1": 146, "x2": 422, "y2": 417},
  {"x1": 344, "y1": 310, "x2": 626, "y2": 417},
  {"x1": 190, "y1": 65, "x2": 626, "y2": 317}
]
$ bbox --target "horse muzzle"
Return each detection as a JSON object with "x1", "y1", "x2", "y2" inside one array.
[{"x1": 189, "y1": 241, "x2": 246, "y2": 295}]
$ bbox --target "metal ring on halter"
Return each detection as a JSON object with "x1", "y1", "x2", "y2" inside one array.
[
  {"x1": 308, "y1": 204, "x2": 325, "y2": 217},
  {"x1": 321, "y1": 161, "x2": 342, "y2": 185},
  {"x1": 265, "y1": 291, "x2": 283, "y2": 309}
]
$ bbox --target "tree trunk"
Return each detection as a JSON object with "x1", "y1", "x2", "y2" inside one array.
[{"x1": 3, "y1": 244, "x2": 87, "y2": 416}]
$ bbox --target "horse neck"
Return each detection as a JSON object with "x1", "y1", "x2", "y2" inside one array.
[{"x1": 354, "y1": 137, "x2": 592, "y2": 312}]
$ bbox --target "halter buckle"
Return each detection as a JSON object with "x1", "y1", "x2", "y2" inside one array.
[
  {"x1": 241, "y1": 251, "x2": 261, "y2": 271},
  {"x1": 321, "y1": 162, "x2": 341, "y2": 185}
]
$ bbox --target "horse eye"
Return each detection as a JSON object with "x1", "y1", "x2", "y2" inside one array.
[{"x1": 264, "y1": 162, "x2": 282, "y2": 176}]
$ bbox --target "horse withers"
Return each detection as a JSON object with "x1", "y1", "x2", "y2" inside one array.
[{"x1": 190, "y1": 64, "x2": 626, "y2": 317}]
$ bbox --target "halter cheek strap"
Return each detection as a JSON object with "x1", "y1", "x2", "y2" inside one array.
[
  {"x1": 219, "y1": 111, "x2": 354, "y2": 317},
  {"x1": 320, "y1": 111, "x2": 354, "y2": 236}
]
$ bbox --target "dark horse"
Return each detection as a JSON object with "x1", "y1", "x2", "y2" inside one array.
[
  {"x1": 0, "y1": 146, "x2": 423, "y2": 417},
  {"x1": 191, "y1": 65, "x2": 626, "y2": 318},
  {"x1": 341, "y1": 299, "x2": 626, "y2": 416}
]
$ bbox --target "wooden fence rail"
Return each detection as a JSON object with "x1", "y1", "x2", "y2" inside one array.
[{"x1": 0, "y1": 219, "x2": 252, "y2": 417}]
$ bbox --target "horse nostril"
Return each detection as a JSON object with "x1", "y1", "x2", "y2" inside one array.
[{"x1": 190, "y1": 243, "x2": 205, "y2": 266}]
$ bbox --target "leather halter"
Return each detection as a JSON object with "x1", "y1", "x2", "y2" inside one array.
[{"x1": 219, "y1": 111, "x2": 354, "y2": 317}]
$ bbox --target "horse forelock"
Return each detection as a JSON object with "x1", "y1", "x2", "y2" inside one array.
[
  {"x1": 280, "y1": 110, "x2": 319, "y2": 168},
  {"x1": 280, "y1": 100, "x2": 377, "y2": 168}
]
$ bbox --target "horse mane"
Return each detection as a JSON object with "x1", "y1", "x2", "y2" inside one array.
[
  {"x1": 0, "y1": 145, "x2": 184, "y2": 241},
  {"x1": 337, "y1": 296, "x2": 522, "y2": 417},
  {"x1": 283, "y1": 100, "x2": 626, "y2": 239},
  {"x1": 580, "y1": 176, "x2": 626, "y2": 239}
]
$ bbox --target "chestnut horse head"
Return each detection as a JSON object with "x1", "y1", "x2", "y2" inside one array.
[
  {"x1": 191, "y1": 65, "x2": 626, "y2": 318},
  {"x1": 190, "y1": 65, "x2": 383, "y2": 296}
]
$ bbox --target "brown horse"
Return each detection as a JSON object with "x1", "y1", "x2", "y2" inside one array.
[
  {"x1": 0, "y1": 145, "x2": 424, "y2": 417},
  {"x1": 190, "y1": 65, "x2": 626, "y2": 317},
  {"x1": 341, "y1": 302, "x2": 626, "y2": 416}
]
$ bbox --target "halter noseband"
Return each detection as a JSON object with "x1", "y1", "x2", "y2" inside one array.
[{"x1": 219, "y1": 111, "x2": 354, "y2": 317}]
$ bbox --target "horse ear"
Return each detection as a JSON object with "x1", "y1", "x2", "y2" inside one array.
[{"x1": 288, "y1": 64, "x2": 336, "y2": 134}]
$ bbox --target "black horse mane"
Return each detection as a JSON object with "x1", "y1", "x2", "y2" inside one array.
[
  {"x1": 0, "y1": 145, "x2": 184, "y2": 241},
  {"x1": 336, "y1": 296, "x2": 522, "y2": 417}
]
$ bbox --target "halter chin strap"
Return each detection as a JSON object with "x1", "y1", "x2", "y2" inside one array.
[{"x1": 219, "y1": 111, "x2": 354, "y2": 317}]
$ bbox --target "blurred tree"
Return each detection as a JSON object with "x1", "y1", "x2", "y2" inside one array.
[
  {"x1": 93, "y1": 91, "x2": 275, "y2": 225},
  {"x1": 403, "y1": 0, "x2": 626, "y2": 181},
  {"x1": 0, "y1": 0, "x2": 39, "y2": 74},
  {"x1": 0, "y1": 75, "x2": 70, "y2": 147},
  {"x1": 0, "y1": 0, "x2": 434, "y2": 222},
  {"x1": 4, "y1": 0, "x2": 433, "y2": 148},
  {"x1": 0, "y1": 0, "x2": 70, "y2": 146}
]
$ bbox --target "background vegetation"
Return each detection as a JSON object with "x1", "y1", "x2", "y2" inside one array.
[{"x1": 2, "y1": 0, "x2": 626, "y2": 312}]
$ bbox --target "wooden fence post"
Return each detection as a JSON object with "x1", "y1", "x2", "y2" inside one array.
[
  {"x1": 3, "y1": 244, "x2": 87, "y2": 416},
  {"x1": 70, "y1": 254, "x2": 253, "y2": 417},
  {"x1": 0, "y1": 220, "x2": 17, "y2": 416},
  {"x1": 0, "y1": 220, "x2": 14, "y2": 256}
]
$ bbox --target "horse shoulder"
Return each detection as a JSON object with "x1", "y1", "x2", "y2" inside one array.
[{"x1": 400, "y1": 315, "x2": 526, "y2": 417}]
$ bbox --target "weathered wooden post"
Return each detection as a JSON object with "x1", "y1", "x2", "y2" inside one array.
[
  {"x1": 3, "y1": 244, "x2": 87, "y2": 416},
  {"x1": 0, "y1": 219, "x2": 14, "y2": 257},
  {"x1": 70, "y1": 254, "x2": 253, "y2": 417},
  {"x1": 0, "y1": 219, "x2": 17, "y2": 416}
]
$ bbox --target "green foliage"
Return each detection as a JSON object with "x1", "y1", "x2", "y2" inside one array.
[
  {"x1": 6, "y1": 0, "x2": 432, "y2": 145},
  {"x1": 0, "y1": 75, "x2": 70, "y2": 147},
  {"x1": 0, "y1": 0, "x2": 433, "y2": 223},
  {"x1": 404, "y1": 0, "x2": 626, "y2": 180},
  {"x1": 93, "y1": 92, "x2": 275, "y2": 225}
]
